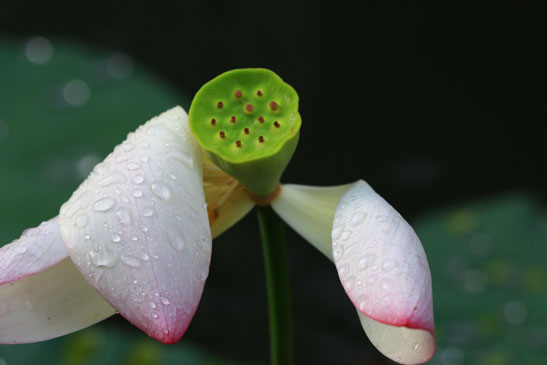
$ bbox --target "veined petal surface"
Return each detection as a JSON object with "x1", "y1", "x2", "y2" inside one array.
[
  {"x1": 333, "y1": 180, "x2": 434, "y2": 363},
  {"x1": 0, "y1": 258, "x2": 115, "y2": 344},
  {"x1": 0, "y1": 217, "x2": 68, "y2": 285},
  {"x1": 59, "y1": 106, "x2": 212, "y2": 343}
]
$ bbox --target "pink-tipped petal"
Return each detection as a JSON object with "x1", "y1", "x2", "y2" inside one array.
[
  {"x1": 332, "y1": 181, "x2": 434, "y2": 348},
  {"x1": 0, "y1": 217, "x2": 68, "y2": 285},
  {"x1": 0, "y1": 258, "x2": 115, "y2": 344},
  {"x1": 59, "y1": 106, "x2": 212, "y2": 343}
]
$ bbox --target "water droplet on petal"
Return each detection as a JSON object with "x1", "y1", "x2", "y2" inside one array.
[
  {"x1": 127, "y1": 163, "x2": 140, "y2": 170},
  {"x1": 341, "y1": 230, "x2": 352, "y2": 241},
  {"x1": 332, "y1": 226, "x2": 343, "y2": 241},
  {"x1": 351, "y1": 211, "x2": 367, "y2": 226},
  {"x1": 121, "y1": 255, "x2": 141, "y2": 268},
  {"x1": 333, "y1": 245, "x2": 344, "y2": 260},
  {"x1": 382, "y1": 259, "x2": 398, "y2": 272},
  {"x1": 116, "y1": 209, "x2": 131, "y2": 226},
  {"x1": 111, "y1": 234, "x2": 121, "y2": 243},
  {"x1": 358, "y1": 253, "x2": 376, "y2": 271},
  {"x1": 167, "y1": 236, "x2": 185, "y2": 251},
  {"x1": 13, "y1": 246, "x2": 28, "y2": 255},
  {"x1": 142, "y1": 208, "x2": 154, "y2": 217},
  {"x1": 160, "y1": 297, "x2": 170, "y2": 306},
  {"x1": 98, "y1": 171, "x2": 127, "y2": 187},
  {"x1": 149, "y1": 302, "x2": 157, "y2": 309},
  {"x1": 93, "y1": 198, "x2": 115, "y2": 212},
  {"x1": 151, "y1": 183, "x2": 171, "y2": 201},
  {"x1": 133, "y1": 175, "x2": 145, "y2": 184},
  {"x1": 75, "y1": 214, "x2": 89, "y2": 228},
  {"x1": 132, "y1": 189, "x2": 143, "y2": 198}
]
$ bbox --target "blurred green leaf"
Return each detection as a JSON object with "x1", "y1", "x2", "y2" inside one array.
[
  {"x1": 415, "y1": 194, "x2": 547, "y2": 364},
  {"x1": 0, "y1": 36, "x2": 187, "y2": 243}
]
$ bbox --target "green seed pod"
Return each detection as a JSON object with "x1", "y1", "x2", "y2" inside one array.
[{"x1": 189, "y1": 68, "x2": 301, "y2": 196}]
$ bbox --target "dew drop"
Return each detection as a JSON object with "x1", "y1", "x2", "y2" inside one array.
[
  {"x1": 84, "y1": 234, "x2": 91, "y2": 240},
  {"x1": 152, "y1": 313, "x2": 158, "y2": 319},
  {"x1": 333, "y1": 245, "x2": 344, "y2": 260},
  {"x1": 341, "y1": 230, "x2": 352, "y2": 241},
  {"x1": 132, "y1": 189, "x2": 143, "y2": 198},
  {"x1": 140, "y1": 252, "x2": 150, "y2": 261},
  {"x1": 127, "y1": 163, "x2": 140, "y2": 170},
  {"x1": 358, "y1": 253, "x2": 376, "y2": 271},
  {"x1": 344, "y1": 276, "x2": 357, "y2": 290},
  {"x1": 131, "y1": 235, "x2": 138, "y2": 241},
  {"x1": 149, "y1": 302, "x2": 157, "y2": 309},
  {"x1": 331, "y1": 226, "x2": 343, "y2": 241},
  {"x1": 143, "y1": 208, "x2": 154, "y2": 217},
  {"x1": 140, "y1": 156, "x2": 149, "y2": 163},
  {"x1": 98, "y1": 171, "x2": 127, "y2": 187},
  {"x1": 160, "y1": 297, "x2": 170, "y2": 306},
  {"x1": 412, "y1": 342, "x2": 420, "y2": 351},
  {"x1": 75, "y1": 214, "x2": 89, "y2": 228},
  {"x1": 13, "y1": 246, "x2": 28, "y2": 255},
  {"x1": 133, "y1": 175, "x2": 145, "y2": 184},
  {"x1": 123, "y1": 143, "x2": 135, "y2": 152},
  {"x1": 168, "y1": 236, "x2": 185, "y2": 251},
  {"x1": 111, "y1": 234, "x2": 121, "y2": 243},
  {"x1": 357, "y1": 295, "x2": 369, "y2": 311},
  {"x1": 93, "y1": 198, "x2": 115, "y2": 212},
  {"x1": 121, "y1": 255, "x2": 141, "y2": 268},
  {"x1": 151, "y1": 183, "x2": 171, "y2": 201},
  {"x1": 116, "y1": 209, "x2": 131, "y2": 226},
  {"x1": 382, "y1": 259, "x2": 398, "y2": 272},
  {"x1": 351, "y1": 212, "x2": 367, "y2": 226}
]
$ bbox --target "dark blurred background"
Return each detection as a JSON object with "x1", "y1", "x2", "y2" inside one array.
[{"x1": 0, "y1": 1, "x2": 546, "y2": 364}]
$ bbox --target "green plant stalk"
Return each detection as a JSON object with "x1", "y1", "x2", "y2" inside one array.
[{"x1": 256, "y1": 206, "x2": 293, "y2": 365}]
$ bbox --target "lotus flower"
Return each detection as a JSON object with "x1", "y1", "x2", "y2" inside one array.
[{"x1": 0, "y1": 106, "x2": 434, "y2": 364}]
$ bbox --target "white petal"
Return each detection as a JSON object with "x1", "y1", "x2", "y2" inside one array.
[
  {"x1": 59, "y1": 106, "x2": 212, "y2": 343},
  {"x1": 0, "y1": 258, "x2": 115, "y2": 344},
  {"x1": 271, "y1": 183, "x2": 354, "y2": 259},
  {"x1": 272, "y1": 181, "x2": 435, "y2": 364},
  {"x1": 0, "y1": 217, "x2": 68, "y2": 285},
  {"x1": 358, "y1": 312, "x2": 435, "y2": 365},
  {"x1": 333, "y1": 180, "x2": 434, "y2": 363}
]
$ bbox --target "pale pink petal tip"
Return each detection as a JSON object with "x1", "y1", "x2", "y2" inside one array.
[
  {"x1": 332, "y1": 180, "x2": 434, "y2": 337},
  {"x1": 0, "y1": 217, "x2": 68, "y2": 285},
  {"x1": 59, "y1": 106, "x2": 212, "y2": 343}
]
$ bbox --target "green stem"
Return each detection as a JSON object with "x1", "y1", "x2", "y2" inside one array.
[{"x1": 256, "y1": 206, "x2": 293, "y2": 365}]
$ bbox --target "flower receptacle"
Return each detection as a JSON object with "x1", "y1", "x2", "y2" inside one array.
[{"x1": 189, "y1": 68, "x2": 301, "y2": 196}]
